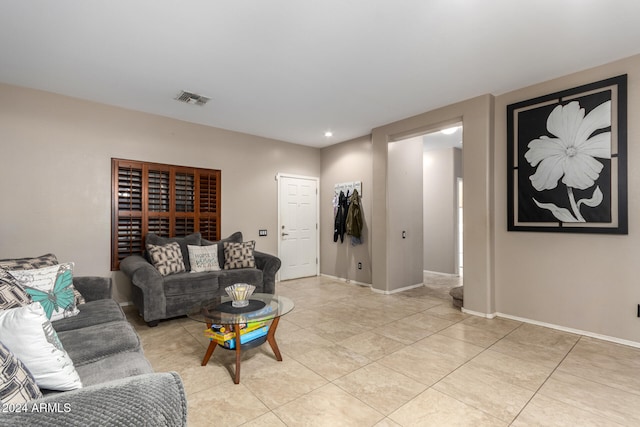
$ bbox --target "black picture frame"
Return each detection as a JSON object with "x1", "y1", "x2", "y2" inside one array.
[{"x1": 507, "y1": 75, "x2": 627, "y2": 234}]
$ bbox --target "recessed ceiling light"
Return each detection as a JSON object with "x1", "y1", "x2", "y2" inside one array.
[
  {"x1": 324, "y1": 131, "x2": 333, "y2": 137},
  {"x1": 441, "y1": 126, "x2": 460, "y2": 135}
]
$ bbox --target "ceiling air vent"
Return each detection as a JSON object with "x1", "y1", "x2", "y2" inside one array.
[{"x1": 175, "y1": 90, "x2": 210, "y2": 106}]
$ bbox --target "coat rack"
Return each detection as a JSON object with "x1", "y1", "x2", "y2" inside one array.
[{"x1": 334, "y1": 181, "x2": 362, "y2": 197}]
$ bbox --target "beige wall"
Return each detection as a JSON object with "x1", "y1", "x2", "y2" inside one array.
[
  {"x1": 372, "y1": 95, "x2": 494, "y2": 314},
  {"x1": 388, "y1": 137, "x2": 424, "y2": 289},
  {"x1": 367, "y1": 53, "x2": 640, "y2": 343},
  {"x1": 0, "y1": 83, "x2": 320, "y2": 303},
  {"x1": 319, "y1": 135, "x2": 372, "y2": 283},
  {"x1": 493, "y1": 54, "x2": 640, "y2": 343},
  {"x1": 423, "y1": 147, "x2": 462, "y2": 274}
]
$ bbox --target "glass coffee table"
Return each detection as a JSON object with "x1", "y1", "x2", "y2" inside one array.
[{"x1": 187, "y1": 293, "x2": 294, "y2": 384}]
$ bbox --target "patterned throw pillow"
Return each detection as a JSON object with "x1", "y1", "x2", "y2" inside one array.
[
  {"x1": 73, "y1": 287, "x2": 86, "y2": 306},
  {"x1": 0, "y1": 303, "x2": 82, "y2": 391},
  {"x1": 202, "y1": 231, "x2": 243, "y2": 270},
  {"x1": 146, "y1": 232, "x2": 201, "y2": 272},
  {"x1": 223, "y1": 241, "x2": 256, "y2": 270},
  {"x1": 9, "y1": 263, "x2": 80, "y2": 321},
  {"x1": 146, "y1": 242, "x2": 186, "y2": 276},
  {"x1": 0, "y1": 253, "x2": 58, "y2": 271},
  {"x1": 0, "y1": 254, "x2": 85, "y2": 306},
  {"x1": 0, "y1": 340, "x2": 43, "y2": 404},
  {"x1": 0, "y1": 270, "x2": 31, "y2": 310},
  {"x1": 187, "y1": 244, "x2": 220, "y2": 273}
]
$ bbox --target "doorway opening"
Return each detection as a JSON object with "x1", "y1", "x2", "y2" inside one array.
[{"x1": 422, "y1": 123, "x2": 463, "y2": 297}]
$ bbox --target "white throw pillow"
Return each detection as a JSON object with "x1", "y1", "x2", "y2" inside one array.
[
  {"x1": 0, "y1": 303, "x2": 82, "y2": 391},
  {"x1": 188, "y1": 244, "x2": 221, "y2": 272},
  {"x1": 9, "y1": 263, "x2": 79, "y2": 321}
]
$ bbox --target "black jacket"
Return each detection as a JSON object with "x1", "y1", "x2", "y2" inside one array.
[{"x1": 333, "y1": 191, "x2": 348, "y2": 242}]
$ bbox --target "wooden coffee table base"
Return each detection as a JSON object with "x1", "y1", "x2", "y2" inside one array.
[{"x1": 201, "y1": 317, "x2": 283, "y2": 384}]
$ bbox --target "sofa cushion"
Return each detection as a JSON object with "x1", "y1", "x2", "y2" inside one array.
[
  {"x1": 166, "y1": 292, "x2": 221, "y2": 317},
  {"x1": 57, "y1": 320, "x2": 141, "y2": 367},
  {"x1": 0, "y1": 340, "x2": 43, "y2": 404},
  {"x1": 163, "y1": 272, "x2": 219, "y2": 296},
  {"x1": 146, "y1": 232, "x2": 201, "y2": 272},
  {"x1": 72, "y1": 276, "x2": 112, "y2": 302},
  {"x1": 223, "y1": 241, "x2": 256, "y2": 269},
  {"x1": 0, "y1": 303, "x2": 82, "y2": 391},
  {"x1": 202, "y1": 231, "x2": 243, "y2": 269},
  {"x1": 216, "y1": 268, "x2": 263, "y2": 288},
  {"x1": 75, "y1": 351, "x2": 153, "y2": 387},
  {"x1": 147, "y1": 242, "x2": 186, "y2": 276},
  {"x1": 52, "y1": 299, "x2": 125, "y2": 333}
]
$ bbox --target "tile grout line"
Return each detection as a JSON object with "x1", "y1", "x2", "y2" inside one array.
[
  {"x1": 316, "y1": 323, "x2": 439, "y2": 427},
  {"x1": 262, "y1": 282, "x2": 457, "y2": 426},
  {"x1": 137, "y1": 275, "x2": 465, "y2": 425},
  {"x1": 423, "y1": 323, "x2": 520, "y2": 424},
  {"x1": 506, "y1": 334, "x2": 584, "y2": 426},
  {"x1": 418, "y1": 320, "x2": 556, "y2": 424}
]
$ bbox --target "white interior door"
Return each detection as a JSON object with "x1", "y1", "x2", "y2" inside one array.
[{"x1": 278, "y1": 175, "x2": 318, "y2": 280}]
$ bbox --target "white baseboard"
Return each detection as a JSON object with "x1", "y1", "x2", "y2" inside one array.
[
  {"x1": 320, "y1": 274, "x2": 371, "y2": 288},
  {"x1": 321, "y1": 274, "x2": 425, "y2": 295},
  {"x1": 492, "y1": 311, "x2": 640, "y2": 349},
  {"x1": 373, "y1": 282, "x2": 424, "y2": 295},
  {"x1": 423, "y1": 270, "x2": 460, "y2": 278},
  {"x1": 461, "y1": 307, "x2": 496, "y2": 319}
]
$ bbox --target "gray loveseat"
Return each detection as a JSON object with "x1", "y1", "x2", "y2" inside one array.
[
  {"x1": 0, "y1": 275, "x2": 187, "y2": 427},
  {"x1": 120, "y1": 231, "x2": 281, "y2": 326}
]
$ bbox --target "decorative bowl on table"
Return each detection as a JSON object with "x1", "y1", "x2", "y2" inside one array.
[{"x1": 225, "y1": 283, "x2": 256, "y2": 308}]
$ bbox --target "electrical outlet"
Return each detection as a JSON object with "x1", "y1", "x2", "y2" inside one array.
[
  {"x1": 258, "y1": 229, "x2": 267, "y2": 237},
  {"x1": 357, "y1": 262, "x2": 362, "y2": 270}
]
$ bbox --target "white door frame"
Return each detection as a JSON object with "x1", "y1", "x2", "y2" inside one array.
[{"x1": 276, "y1": 173, "x2": 320, "y2": 280}]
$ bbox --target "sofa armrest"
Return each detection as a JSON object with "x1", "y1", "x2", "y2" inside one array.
[
  {"x1": 119, "y1": 255, "x2": 161, "y2": 284},
  {"x1": 0, "y1": 372, "x2": 187, "y2": 427},
  {"x1": 254, "y1": 251, "x2": 281, "y2": 294},
  {"x1": 119, "y1": 255, "x2": 166, "y2": 322},
  {"x1": 72, "y1": 276, "x2": 112, "y2": 302}
]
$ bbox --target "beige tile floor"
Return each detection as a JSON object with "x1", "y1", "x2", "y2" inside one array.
[{"x1": 125, "y1": 275, "x2": 640, "y2": 426}]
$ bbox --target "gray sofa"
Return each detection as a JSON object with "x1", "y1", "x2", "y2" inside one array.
[
  {"x1": 0, "y1": 276, "x2": 187, "y2": 427},
  {"x1": 120, "y1": 231, "x2": 281, "y2": 326}
]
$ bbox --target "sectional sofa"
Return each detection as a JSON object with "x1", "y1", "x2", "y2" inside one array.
[{"x1": 0, "y1": 257, "x2": 187, "y2": 426}]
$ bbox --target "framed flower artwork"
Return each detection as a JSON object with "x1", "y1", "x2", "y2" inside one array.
[{"x1": 507, "y1": 75, "x2": 627, "y2": 234}]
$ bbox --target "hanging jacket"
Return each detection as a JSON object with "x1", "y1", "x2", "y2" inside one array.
[
  {"x1": 346, "y1": 189, "x2": 363, "y2": 244},
  {"x1": 333, "y1": 190, "x2": 348, "y2": 243}
]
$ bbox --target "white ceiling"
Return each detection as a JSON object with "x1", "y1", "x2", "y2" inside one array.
[
  {"x1": 423, "y1": 125, "x2": 463, "y2": 152},
  {"x1": 1, "y1": 1, "x2": 639, "y2": 148}
]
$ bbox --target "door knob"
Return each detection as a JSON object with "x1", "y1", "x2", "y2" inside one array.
[{"x1": 282, "y1": 232, "x2": 289, "y2": 236}]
